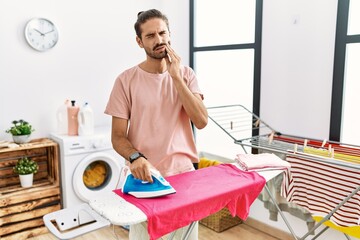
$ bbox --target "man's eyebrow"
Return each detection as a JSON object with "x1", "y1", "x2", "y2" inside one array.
[
  {"x1": 144, "y1": 29, "x2": 168, "y2": 38},
  {"x1": 144, "y1": 32, "x2": 155, "y2": 37}
]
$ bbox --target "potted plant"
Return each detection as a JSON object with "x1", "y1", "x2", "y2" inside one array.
[
  {"x1": 13, "y1": 157, "x2": 39, "y2": 187},
  {"x1": 5, "y1": 119, "x2": 35, "y2": 144}
]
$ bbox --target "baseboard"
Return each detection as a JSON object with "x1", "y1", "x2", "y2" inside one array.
[{"x1": 244, "y1": 217, "x2": 294, "y2": 240}]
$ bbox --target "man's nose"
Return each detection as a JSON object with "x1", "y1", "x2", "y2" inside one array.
[{"x1": 154, "y1": 33, "x2": 163, "y2": 43}]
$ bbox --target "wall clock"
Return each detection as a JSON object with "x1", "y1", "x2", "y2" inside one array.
[{"x1": 24, "y1": 18, "x2": 59, "y2": 52}]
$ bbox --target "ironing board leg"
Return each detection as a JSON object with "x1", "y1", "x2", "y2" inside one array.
[
  {"x1": 181, "y1": 221, "x2": 197, "y2": 240},
  {"x1": 163, "y1": 221, "x2": 196, "y2": 240},
  {"x1": 264, "y1": 184, "x2": 299, "y2": 240},
  {"x1": 167, "y1": 230, "x2": 176, "y2": 239}
]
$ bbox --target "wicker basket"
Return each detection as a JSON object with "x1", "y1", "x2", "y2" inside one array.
[
  {"x1": 198, "y1": 155, "x2": 242, "y2": 232},
  {"x1": 199, "y1": 207, "x2": 242, "y2": 233}
]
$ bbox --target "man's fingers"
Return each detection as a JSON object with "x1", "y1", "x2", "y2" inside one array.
[
  {"x1": 144, "y1": 169, "x2": 153, "y2": 183},
  {"x1": 167, "y1": 53, "x2": 172, "y2": 63},
  {"x1": 165, "y1": 45, "x2": 175, "y2": 60},
  {"x1": 130, "y1": 159, "x2": 153, "y2": 182},
  {"x1": 136, "y1": 169, "x2": 153, "y2": 183}
]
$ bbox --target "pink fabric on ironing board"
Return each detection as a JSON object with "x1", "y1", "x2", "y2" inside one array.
[{"x1": 113, "y1": 164, "x2": 266, "y2": 240}]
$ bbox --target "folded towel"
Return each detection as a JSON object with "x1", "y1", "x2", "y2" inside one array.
[{"x1": 235, "y1": 153, "x2": 291, "y2": 171}]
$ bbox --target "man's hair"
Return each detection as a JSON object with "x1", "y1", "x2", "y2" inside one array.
[{"x1": 134, "y1": 9, "x2": 170, "y2": 39}]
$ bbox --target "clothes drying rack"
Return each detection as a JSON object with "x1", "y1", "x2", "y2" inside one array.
[{"x1": 207, "y1": 104, "x2": 360, "y2": 240}]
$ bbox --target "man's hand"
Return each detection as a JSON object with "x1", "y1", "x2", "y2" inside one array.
[
  {"x1": 129, "y1": 157, "x2": 154, "y2": 183},
  {"x1": 163, "y1": 44, "x2": 208, "y2": 130},
  {"x1": 165, "y1": 44, "x2": 182, "y2": 80}
]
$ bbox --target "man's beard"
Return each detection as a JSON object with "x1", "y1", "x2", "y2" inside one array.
[
  {"x1": 145, "y1": 42, "x2": 170, "y2": 60},
  {"x1": 145, "y1": 49, "x2": 167, "y2": 60}
]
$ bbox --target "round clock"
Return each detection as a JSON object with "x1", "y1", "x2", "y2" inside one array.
[{"x1": 24, "y1": 18, "x2": 59, "y2": 51}]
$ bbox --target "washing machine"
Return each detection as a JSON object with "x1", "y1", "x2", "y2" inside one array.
[{"x1": 51, "y1": 126, "x2": 125, "y2": 208}]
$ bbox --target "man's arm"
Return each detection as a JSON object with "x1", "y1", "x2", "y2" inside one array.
[
  {"x1": 165, "y1": 44, "x2": 208, "y2": 129},
  {"x1": 111, "y1": 116, "x2": 153, "y2": 182}
]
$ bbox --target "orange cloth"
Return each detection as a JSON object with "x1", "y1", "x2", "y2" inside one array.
[{"x1": 199, "y1": 157, "x2": 222, "y2": 168}]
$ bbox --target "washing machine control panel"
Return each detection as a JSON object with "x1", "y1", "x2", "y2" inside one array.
[
  {"x1": 60, "y1": 135, "x2": 113, "y2": 155},
  {"x1": 91, "y1": 139, "x2": 107, "y2": 149}
]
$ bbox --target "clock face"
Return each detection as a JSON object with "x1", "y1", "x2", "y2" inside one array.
[{"x1": 25, "y1": 18, "x2": 59, "y2": 51}]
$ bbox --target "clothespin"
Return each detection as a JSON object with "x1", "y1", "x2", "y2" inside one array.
[
  {"x1": 268, "y1": 131, "x2": 275, "y2": 144},
  {"x1": 304, "y1": 139, "x2": 308, "y2": 148},
  {"x1": 254, "y1": 119, "x2": 259, "y2": 127},
  {"x1": 328, "y1": 145, "x2": 335, "y2": 158},
  {"x1": 321, "y1": 139, "x2": 327, "y2": 148},
  {"x1": 230, "y1": 121, "x2": 233, "y2": 130},
  {"x1": 294, "y1": 143, "x2": 298, "y2": 152}
]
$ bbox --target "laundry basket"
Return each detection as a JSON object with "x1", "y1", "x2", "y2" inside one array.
[
  {"x1": 198, "y1": 152, "x2": 243, "y2": 232},
  {"x1": 199, "y1": 208, "x2": 243, "y2": 233}
]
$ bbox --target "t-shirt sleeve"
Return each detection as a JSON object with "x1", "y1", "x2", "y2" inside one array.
[
  {"x1": 183, "y1": 66, "x2": 204, "y2": 100},
  {"x1": 104, "y1": 75, "x2": 130, "y2": 119}
]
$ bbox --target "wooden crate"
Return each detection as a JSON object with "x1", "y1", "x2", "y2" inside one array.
[{"x1": 0, "y1": 138, "x2": 61, "y2": 240}]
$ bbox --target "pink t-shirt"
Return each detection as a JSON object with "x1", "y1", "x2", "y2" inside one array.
[{"x1": 105, "y1": 65, "x2": 203, "y2": 177}]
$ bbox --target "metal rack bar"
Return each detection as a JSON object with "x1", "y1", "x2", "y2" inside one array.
[
  {"x1": 264, "y1": 184, "x2": 299, "y2": 239},
  {"x1": 208, "y1": 104, "x2": 360, "y2": 170}
]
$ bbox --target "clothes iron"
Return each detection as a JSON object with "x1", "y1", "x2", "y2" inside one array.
[{"x1": 121, "y1": 167, "x2": 176, "y2": 198}]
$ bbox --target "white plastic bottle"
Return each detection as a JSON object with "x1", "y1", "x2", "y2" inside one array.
[
  {"x1": 56, "y1": 99, "x2": 70, "y2": 135},
  {"x1": 78, "y1": 102, "x2": 94, "y2": 136}
]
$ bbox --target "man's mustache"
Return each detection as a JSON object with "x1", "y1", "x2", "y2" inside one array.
[{"x1": 153, "y1": 43, "x2": 167, "y2": 51}]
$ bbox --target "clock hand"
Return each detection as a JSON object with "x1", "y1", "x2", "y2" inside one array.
[
  {"x1": 43, "y1": 29, "x2": 54, "y2": 35},
  {"x1": 33, "y1": 28, "x2": 44, "y2": 36}
]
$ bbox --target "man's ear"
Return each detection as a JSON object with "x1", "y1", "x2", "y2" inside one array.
[{"x1": 136, "y1": 36, "x2": 143, "y2": 48}]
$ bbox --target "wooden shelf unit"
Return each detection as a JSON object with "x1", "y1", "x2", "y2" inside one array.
[{"x1": 0, "y1": 138, "x2": 61, "y2": 240}]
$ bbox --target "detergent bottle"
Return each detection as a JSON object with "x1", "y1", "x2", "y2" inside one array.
[
  {"x1": 67, "y1": 100, "x2": 80, "y2": 136},
  {"x1": 56, "y1": 99, "x2": 70, "y2": 135},
  {"x1": 78, "y1": 102, "x2": 94, "y2": 136}
]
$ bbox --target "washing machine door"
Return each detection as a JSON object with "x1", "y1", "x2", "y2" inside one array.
[{"x1": 73, "y1": 151, "x2": 121, "y2": 202}]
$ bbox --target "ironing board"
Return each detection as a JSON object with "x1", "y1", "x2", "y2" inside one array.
[{"x1": 43, "y1": 166, "x2": 284, "y2": 240}]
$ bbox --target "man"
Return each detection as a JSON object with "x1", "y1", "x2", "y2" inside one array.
[{"x1": 104, "y1": 9, "x2": 208, "y2": 239}]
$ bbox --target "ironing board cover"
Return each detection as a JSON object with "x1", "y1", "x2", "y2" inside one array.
[{"x1": 114, "y1": 163, "x2": 266, "y2": 240}]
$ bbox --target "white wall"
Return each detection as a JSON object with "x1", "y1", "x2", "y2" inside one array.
[
  {"x1": 0, "y1": 0, "x2": 189, "y2": 141},
  {"x1": 260, "y1": 0, "x2": 337, "y2": 140}
]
